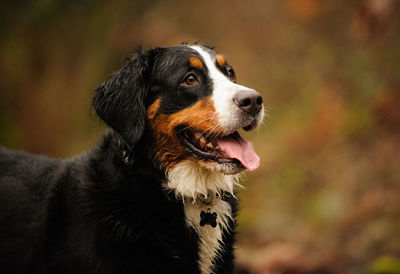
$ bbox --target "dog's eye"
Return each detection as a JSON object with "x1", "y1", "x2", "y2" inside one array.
[{"x1": 182, "y1": 73, "x2": 198, "y2": 86}]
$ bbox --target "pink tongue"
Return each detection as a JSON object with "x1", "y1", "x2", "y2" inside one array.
[{"x1": 217, "y1": 132, "x2": 260, "y2": 171}]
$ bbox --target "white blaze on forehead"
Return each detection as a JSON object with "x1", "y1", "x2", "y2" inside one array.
[{"x1": 190, "y1": 45, "x2": 256, "y2": 134}]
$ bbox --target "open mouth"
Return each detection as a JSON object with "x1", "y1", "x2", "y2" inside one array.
[{"x1": 176, "y1": 126, "x2": 260, "y2": 171}]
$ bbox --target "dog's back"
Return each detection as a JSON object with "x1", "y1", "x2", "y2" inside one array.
[
  {"x1": 0, "y1": 145, "x2": 204, "y2": 274},
  {"x1": 0, "y1": 147, "x2": 61, "y2": 273}
]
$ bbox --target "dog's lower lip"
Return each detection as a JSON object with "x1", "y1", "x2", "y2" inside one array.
[{"x1": 217, "y1": 157, "x2": 243, "y2": 166}]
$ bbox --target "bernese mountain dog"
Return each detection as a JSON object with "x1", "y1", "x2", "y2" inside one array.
[{"x1": 0, "y1": 44, "x2": 264, "y2": 274}]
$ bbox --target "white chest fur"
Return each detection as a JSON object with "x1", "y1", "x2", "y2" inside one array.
[
  {"x1": 185, "y1": 198, "x2": 232, "y2": 274},
  {"x1": 166, "y1": 160, "x2": 239, "y2": 274}
]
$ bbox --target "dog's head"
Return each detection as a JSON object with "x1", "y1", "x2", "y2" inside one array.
[{"x1": 93, "y1": 44, "x2": 264, "y2": 175}]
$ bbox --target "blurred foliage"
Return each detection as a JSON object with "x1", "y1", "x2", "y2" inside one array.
[
  {"x1": 369, "y1": 256, "x2": 400, "y2": 274},
  {"x1": 1, "y1": 0, "x2": 400, "y2": 273}
]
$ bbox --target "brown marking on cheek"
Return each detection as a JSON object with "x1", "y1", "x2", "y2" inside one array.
[
  {"x1": 167, "y1": 99, "x2": 222, "y2": 134},
  {"x1": 147, "y1": 98, "x2": 161, "y2": 120},
  {"x1": 148, "y1": 97, "x2": 222, "y2": 171},
  {"x1": 216, "y1": 55, "x2": 225, "y2": 67},
  {"x1": 148, "y1": 113, "x2": 185, "y2": 171},
  {"x1": 189, "y1": 57, "x2": 203, "y2": 70}
]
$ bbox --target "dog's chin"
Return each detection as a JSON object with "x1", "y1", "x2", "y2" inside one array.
[{"x1": 194, "y1": 159, "x2": 246, "y2": 175}]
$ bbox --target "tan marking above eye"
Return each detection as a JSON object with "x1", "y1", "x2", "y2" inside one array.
[
  {"x1": 216, "y1": 55, "x2": 225, "y2": 67},
  {"x1": 189, "y1": 57, "x2": 203, "y2": 69}
]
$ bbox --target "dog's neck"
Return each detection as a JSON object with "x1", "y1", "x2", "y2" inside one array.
[
  {"x1": 106, "y1": 131, "x2": 153, "y2": 166},
  {"x1": 165, "y1": 160, "x2": 240, "y2": 202},
  {"x1": 105, "y1": 132, "x2": 241, "y2": 204}
]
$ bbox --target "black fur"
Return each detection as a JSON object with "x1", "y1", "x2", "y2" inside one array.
[
  {"x1": 92, "y1": 49, "x2": 152, "y2": 148},
  {"x1": 0, "y1": 45, "x2": 238, "y2": 274}
]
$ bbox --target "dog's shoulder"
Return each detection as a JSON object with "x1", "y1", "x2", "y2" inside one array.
[{"x1": 0, "y1": 146, "x2": 63, "y2": 187}]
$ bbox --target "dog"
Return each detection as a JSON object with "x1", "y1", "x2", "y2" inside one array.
[{"x1": 0, "y1": 44, "x2": 264, "y2": 274}]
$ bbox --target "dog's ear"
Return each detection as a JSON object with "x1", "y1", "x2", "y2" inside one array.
[{"x1": 93, "y1": 51, "x2": 152, "y2": 147}]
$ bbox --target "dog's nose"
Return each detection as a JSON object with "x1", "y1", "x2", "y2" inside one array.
[{"x1": 233, "y1": 90, "x2": 263, "y2": 115}]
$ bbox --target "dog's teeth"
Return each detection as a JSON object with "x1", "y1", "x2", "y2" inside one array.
[
  {"x1": 207, "y1": 143, "x2": 213, "y2": 148},
  {"x1": 194, "y1": 132, "x2": 202, "y2": 139},
  {"x1": 200, "y1": 136, "x2": 206, "y2": 143}
]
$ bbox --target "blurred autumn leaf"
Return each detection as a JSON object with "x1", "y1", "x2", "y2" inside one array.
[{"x1": 369, "y1": 256, "x2": 400, "y2": 274}]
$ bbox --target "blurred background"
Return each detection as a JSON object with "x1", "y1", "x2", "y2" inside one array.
[{"x1": 1, "y1": 0, "x2": 400, "y2": 273}]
